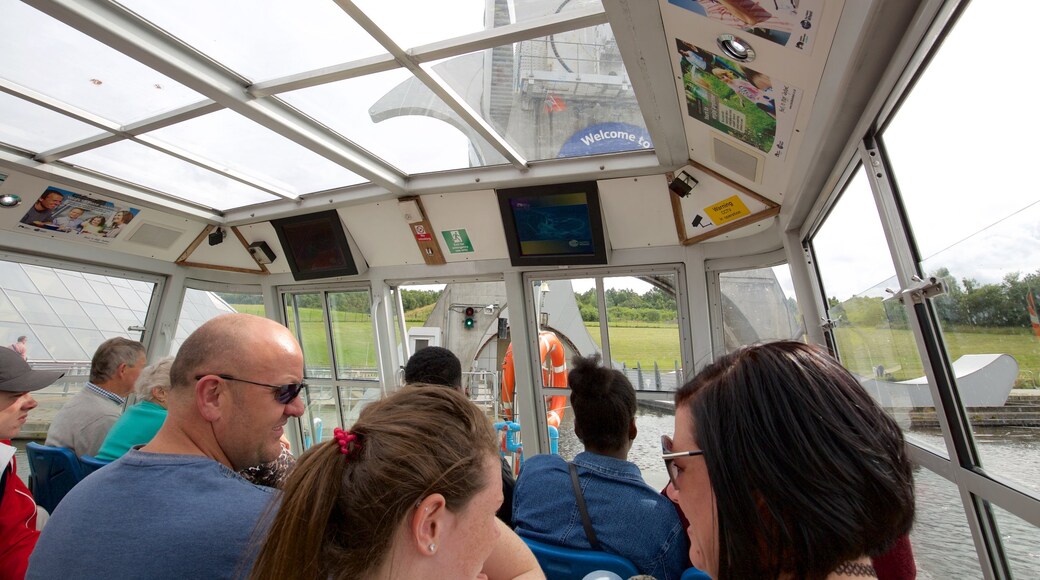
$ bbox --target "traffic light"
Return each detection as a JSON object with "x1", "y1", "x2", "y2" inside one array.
[{"x1": 464, "y1": 306, "x2": 475, "y2": 329}]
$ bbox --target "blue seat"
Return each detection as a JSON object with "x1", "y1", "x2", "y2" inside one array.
[
  {"x1": 520, "y1": 536, "x2": 639, "y2": 580},
  {"x1": 79, "y1": 455, "x2": 111, "y2": 476},
  {"x1": 681, "y1": 566, "x2": 712, "y2": 579},
  {"x1": 25, "y1": 442, "x2": 85, "y2": 514}
]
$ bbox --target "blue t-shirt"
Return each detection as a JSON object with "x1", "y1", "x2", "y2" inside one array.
[
  {"x1": 27, "y1": 449, "x2": 277, "y2": 580},
  {"x1": 513, "y1": 451, "x2": 689, "y2": 580}
]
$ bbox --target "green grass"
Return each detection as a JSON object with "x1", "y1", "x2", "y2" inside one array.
[
  {"x1": 834, "y1": 326, "x2": 1040, "y2": 387},
  {"x1": 230, "y1": 303, "x2": 1040, "y2": 387}
]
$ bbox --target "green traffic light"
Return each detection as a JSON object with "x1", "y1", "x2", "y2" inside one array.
[{"x1": 464, "y1": 317, "x2": 475, "y2": 329}]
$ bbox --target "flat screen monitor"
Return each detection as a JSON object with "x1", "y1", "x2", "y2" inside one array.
[
  {"x1": 271, "y1": 210, "x2": 359, "y2": 281},
  {"x1": 496, "y1": 181, "x2": 608, "y2": 267}
]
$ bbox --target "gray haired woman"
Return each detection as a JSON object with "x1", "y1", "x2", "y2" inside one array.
[{"x1": 96, "y1": 356, "x2": 173, "y2": 461}]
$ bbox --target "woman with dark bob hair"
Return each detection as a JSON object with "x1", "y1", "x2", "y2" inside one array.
[
  {"x1": 513, "y1": 354, "x2": 687, "y2": 579},
  {"x1": 666, "y1": 340, "x2": 915, "y2": 579},
  {"x1": 249, "y1": 386, "x2": 541, "y2": 579}
]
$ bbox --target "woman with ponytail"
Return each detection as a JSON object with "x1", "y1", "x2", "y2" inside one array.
[{"x1": 249, "y1": 385, "x2": 541, "y2": 580}]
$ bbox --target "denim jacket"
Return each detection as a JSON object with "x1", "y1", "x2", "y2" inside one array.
[{"x1": 513, "y1": 451, "x2": 689, "y2": 580}]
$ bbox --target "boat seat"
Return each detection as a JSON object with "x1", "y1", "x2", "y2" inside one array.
[
  {"x1": 520, "y1": 536, "x2": 639, "y2": 580},
  {"x1": 25, "y1": 442, "x2": 85, "y2": 514},
  {"x1": 79, "y1": 454, "x2": 111, "y2": 476}
]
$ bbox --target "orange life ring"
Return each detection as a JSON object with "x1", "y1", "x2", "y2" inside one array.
[{"x1": 501, "y1": 331, "x2": 568, "y2": 427}]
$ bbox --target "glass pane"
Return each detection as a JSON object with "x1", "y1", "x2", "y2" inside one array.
[
  {"x1": 32, "y1": 325, "x2": 89, "y2": 360},
  {"x1": 719, "y1": 265, "x2": 801, "y2": 353},
  {"x1": 46, "y1": 298, "x2": 94, "y2": 330},
  {"x1": 432, "y1": 23, "x2": 649, "y2": 161},
  {"x1": 811, "y1": 167, "x2": 939, "y2": 453},
  {"x1": 57, "y1": 273, "x2": 102, "y2": 304},
  {"x1": 989, "y1": 502, "x2": 1040, "y2": 577},
  {"x1": 299, "y1": 384, "x2": 340, "y2": 450},
  {"x1": 912, "y1": 467, "x2": 982, "y2": 578},
  {"x1": 0, "y1": 292, "x2": 26, "y2": 323},
  {"x1": 146, "y1": 109, "x2": 364, "y2": 194},
  {"x1": 4, "y1": 291, "x2": 62, "y2": 326},
  {"x1": 0, "y1": 262, "x2": 39, "y2": 293},
  {"x1": 328, "y1": 291, "x2": 378, "y2": 381},
  {"x1": 604, "y1": 275, "x2": 682, "y2": 391},
  {"x1": 0, "y1": 91, "x2": 104, "y2": 152},
  {"x1": 169, "y1": 288, "x2": 241, "y2": 355},
  {"x1": 67, "y1": 327, "x2": 108, "y2": 359},
  {"x1": 0, "y1": 0, "x2": 203, "y2": 124},
  {"x1": 354, "y1": 0, "x2": 604, "y2": 49},
  {"x1": 882, "y1": 0, "x2": 1039, "y2": 488},
  {"x1": 214, "y1": 292, "x2": 265, "y2": 316},
  {"x1": 95, "y1": 284, "x2": 128, "y2": 309},
  {"x1": 285, "y1": 293, "x2": 331, "y2": 379},
  {"x1": 22, "y1": 266, "x2": 74, "y2": 299},
  {"x1": 119, "y1": 0, "x2": 383, "y2": 82},
  {"x1": 80, "y1": 303, "x2": 124, "y2": 333},
  {"x1": 114, "y1": 286, "x2": 148, "y2": 311},
  {"x1": 66, "y1": 140, "x2": 278, "y2": 210},
  {"x1": 281, "y1": 68, "x2": 492, "y2": 174}
]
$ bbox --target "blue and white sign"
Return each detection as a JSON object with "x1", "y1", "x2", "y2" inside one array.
[{"x1": 557, "y1": 122, "x2": 653, "y2": 158}]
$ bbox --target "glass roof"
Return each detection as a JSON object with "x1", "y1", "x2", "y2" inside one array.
[{"x1": 0, "y1": 0, "x2": 649, "y2": 214}]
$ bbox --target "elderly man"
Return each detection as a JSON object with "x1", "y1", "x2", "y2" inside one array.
[
  {"x1": 1, "y1": 347, "x2": 64, "y2": 579},
  {"x1": 45, "y1": 337, "x2": 146, "y2": 456},
  {"x1": 27, "y1": 314, "x2": 306, "y2": 579}
]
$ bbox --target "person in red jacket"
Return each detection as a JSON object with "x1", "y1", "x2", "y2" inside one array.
[{"x1": 1, "y1": 347, "x2": 64, "y2": 579}]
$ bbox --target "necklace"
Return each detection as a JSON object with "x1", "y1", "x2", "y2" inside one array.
[{"x1": 834, "y1": 561, "x2": 877, "y2": 577}]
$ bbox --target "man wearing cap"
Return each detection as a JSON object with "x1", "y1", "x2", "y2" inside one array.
[
  {"x1": 0, "y1": 348, "x2": 64, "y2": 579},
  {"x1": 45, "y1": 337, "x2": 145, "y2": 456},
  {"x1": 28, "y1": 314, "x2": 305, "y2": 579}
]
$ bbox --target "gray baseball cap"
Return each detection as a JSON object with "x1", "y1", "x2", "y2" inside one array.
[{"x1": 0, "y1": 347, "x2": 64, "y2": 392}]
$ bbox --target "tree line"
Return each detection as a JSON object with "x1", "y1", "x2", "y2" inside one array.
[
  {"x1": 828, "y1": 268, "x2": 1040, "y2": 329},
  {"x1": 574, "y1": 287, "x2": 678, "y2": 323},
  {"x1": 220, "y1": 289, "x2": 442, "y2": 314}
]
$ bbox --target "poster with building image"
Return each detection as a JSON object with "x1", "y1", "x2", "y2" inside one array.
[
  {"x1": 676, "y1": 39, "x2": 800, "y2": 161},
  {"x1": 667, "y1": 0, "x2": 822, "y2": 53},
  {"x1": 17, "y1": 185, "x2": 139, "y2": 244}
]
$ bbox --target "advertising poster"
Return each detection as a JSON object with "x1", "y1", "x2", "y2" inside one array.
[
  {"x1": 667, "y1": 0, "x2": 822, "y2": 53},
  {"x1": 676, "y1": 39, "x2": 800, "y2": 161},
  {"x1": 17, "y1": 185, "x2": 139, "y2": 244}
]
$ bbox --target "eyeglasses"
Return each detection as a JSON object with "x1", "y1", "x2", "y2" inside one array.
[
  {"x1": 661, "y1": 434, "x2": 704, "y2": 490},
  {"x1": 196, "y1": 374, "x2": 307, "y2": 404}
]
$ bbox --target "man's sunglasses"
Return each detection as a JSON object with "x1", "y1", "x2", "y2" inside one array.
[{"x1": 195, "y1": 374, "x2": 307, "y2": 404}]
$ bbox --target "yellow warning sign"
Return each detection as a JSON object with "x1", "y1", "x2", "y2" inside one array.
[{"x1": 703, "y1": 195, "x2": 750, "y2": 225}]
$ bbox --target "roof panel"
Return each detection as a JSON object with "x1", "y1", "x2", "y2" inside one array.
[
  {"x1": 119, "y1": 0, "x2": 385, "y2": 82},
  {"x1": 0, "y1": 91, "x2": 106, "y2": 152},
  {"x1": 145, "y1": 108, "x2": 365, "y2": 195},
  {"x1": 0, "y1": 0, "x2": 204, "y2": 124},
  {"x1": 65, "y1": 140, "x2": 280, "y2": 210},
  {"x1": 281, "y1": 68, "x2": 500, "y2": 174}
]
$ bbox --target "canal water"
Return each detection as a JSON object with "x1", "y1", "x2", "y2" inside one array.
[{"x1": 14, "y1": 409, "x2": 1039, "y2": 578}]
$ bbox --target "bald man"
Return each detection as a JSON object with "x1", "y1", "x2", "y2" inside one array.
[{"x1": 28, "y1": 314, "x2": 306, "y2": 580}]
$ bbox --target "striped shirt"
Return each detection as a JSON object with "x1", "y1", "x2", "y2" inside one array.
[{"x1": 85, "y1": 382, "x2": 126, "y2": 406}]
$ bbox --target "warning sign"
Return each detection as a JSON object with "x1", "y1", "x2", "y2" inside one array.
[
  {"x1": 704, "y1": 195, "x2": 750, "y2": 225},
  {"x1": 413, "y1": 224, "x2": 432, "y2": 242},
  {"x1": 441, "y1": 229, "x2": 474, "y2": 254}
]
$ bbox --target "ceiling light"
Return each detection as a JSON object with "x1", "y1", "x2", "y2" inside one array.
[
  {"x1": 717, "y1": 34, "x2": 755, "y2": 62},
  {"x1": 0, "y1": 194, "x2": 22, "y2": 208}
]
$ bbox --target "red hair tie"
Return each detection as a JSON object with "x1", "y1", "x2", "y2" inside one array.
[{"x1": 333, "y1": 427, "x2": 360, "y2": 457}]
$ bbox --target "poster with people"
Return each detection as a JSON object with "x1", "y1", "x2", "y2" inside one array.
[
  {"x1": 676, "y1": 39, "x2": 800, "y2": 161},
  {"x1": 17, "y1": 185, "x2": 139, "y2": 244},
  {"x1": 667, "y1": 0, "x2": 822, "y2": 53}
]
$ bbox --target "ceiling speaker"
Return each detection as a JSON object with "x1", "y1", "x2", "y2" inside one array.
[
  {"x1": 126, "y1": 222, "x2": 183, "y2": 248},
  {"x1": 712, "y1": 137, "x2": 761, "y2": 182}
]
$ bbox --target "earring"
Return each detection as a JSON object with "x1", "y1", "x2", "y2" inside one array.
[{"x1": 429, "y1": 543, "x2": 436, "y2": 553}]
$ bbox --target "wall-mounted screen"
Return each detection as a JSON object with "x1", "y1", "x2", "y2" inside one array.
[
  {"x1": 496, "y1": 181, "x2": 608, "y2": 267},
  {"x1": 271, "y1": 210, "x2": 359, "y2": 281}
]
